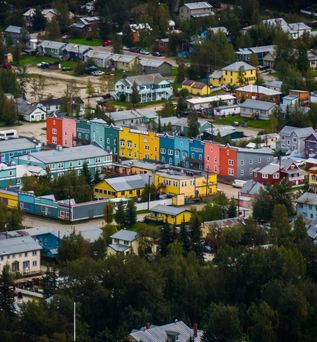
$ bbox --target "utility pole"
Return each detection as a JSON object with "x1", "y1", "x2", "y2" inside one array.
[
  {"x1": 147, "y1": 174, "x2": 151, "y2": 211},
  {"x1": 73, "y1": 301, "x2": 76, "y2": 341}
]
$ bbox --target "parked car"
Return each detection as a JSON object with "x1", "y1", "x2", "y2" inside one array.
[
  {"x1": 61, "y1": 66, "x2": 72, "y2": 71},
  {"x1": 84, "y1": 65, "x2": 98, "y2": 74},
  {"x1": 140, "y1": 49, "x2": 150, "y2": 55},
  {"x1": 232, "y1": 179, "x2": 247, "y2": 188},
  {"x1": 221, "y1": 85, "x2": 231, "y2": 92},
  {"x1": 102, "y1": 40, "x2": 112, "y2": 47},
  {"x1": 37, "y1": 62, "x2": 49, "y2": 69},
  {"x1": 91, "y1": 70, "x2": 105, "y2": 76},
  {"x1": 232, "y1": 121, "x2": 240, "y2": 127},
  {"x1": 129, "y1": 47, "x2": 141, "y2": 53},
  {"x1": 102, "y1": 93, "x2": 111, "y2": 99},
  {"x1": 151, "y1": 51, "x2": 161, "y2": 57}
]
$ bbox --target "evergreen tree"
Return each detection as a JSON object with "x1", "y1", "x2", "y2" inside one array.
[
  {"x1": 104, "y1": 202, "x2": 114, "y2": 224},
  {"x1": 271, "y1": 204, "x2": 292, "y2": 246},
  {"x1": 42, "y1": 268, "x2": 57, "y2": 299},
  {"x1": 131, "y1": 82, "x2": 140, "y2": 108},
  {"x1": 0, "y1": 265, "x2": 15, "y2": 316},
  {"x1": 45, "y1": 18, "x2": 61, "y2": 40},
  {"x1": 94, "y1": 169, "x2": 101, "y2": 184},
  {"x1": 250, "y1": 53, "x2": 259, "y2": 67},
  {"x1": 32, "y1": 8, "x2": 46, "y2": 31},
  {"x1": 296, "y1": 42, "x2": 309, "y2": 74},
  {"x1": 115, "y1": 203, "x2": 126, "y2": 228},
  {"x1": 179, "y1": 220, "x2": 191, "y2": 254},
  {"x1": 187, "y1": 112, "x2": 200, "y2": 138},
  {"x1": 293, "y1": 215, "x2": 307, "y2": 245},
  {"x1": 190, "y1": 210, "x2": 203, "y2": 259},
  {"x1": 112, "y1": 34, "x2": 123, "y2": 54},
  {"x1": 227, "y1": 198, "x2": 237, "y2": 218},
  {"x1": 176, "y1": 63, "x2": 186, "y2": 83},
  {"x1": 81, "y1": 162, "x2": 91, "y2": 184},
  {"x1": 125, "y1": 201, "x2": 137, "y2": 227},
  {"x1": 160, "y1": 221, "x2": 172, "y2": 256}
]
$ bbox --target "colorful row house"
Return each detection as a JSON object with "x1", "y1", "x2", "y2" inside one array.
[
  {"x1": 0, "y1": 138, "x2": 41, "y2": 164},
  {"x1": 46, "y1": 113, "x2": 77, "y2": 147},
  {"x1": 119, "y1": 127, "x2": 160, "y2": 162},
  {"x1": 13, "y1": 145, "x2": 112, "y2": 178}
]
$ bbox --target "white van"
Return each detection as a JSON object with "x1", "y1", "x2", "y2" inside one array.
[
  {"x1": 232, "y1": 179, "x2": 247, "y2": 188},
  {"x1": 0, "y1": 129, "x2": 18, "y2": 140}
]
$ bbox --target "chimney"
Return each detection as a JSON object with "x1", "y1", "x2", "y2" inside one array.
[
  {"x1": 193, "y1": 323, "x2": 198, "y2": 338},
  {"x1": 145, "y1": 322, "x2": 151, "y2": 329}
]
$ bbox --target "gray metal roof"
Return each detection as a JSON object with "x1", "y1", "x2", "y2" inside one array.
[
  {"x1": 279, "y1": 126, "x2": 315, "y2": 138},
  {"x1": 240, "y1": 180, "x2": 264, "y2": 195},
  {"x1": 5, "y1": 25, "x2": 22, "y2": 34},
  {"x1": 107, "y1": 110, "x2": 143, "y2": 122},
  {"x1": 130, "y1": 320, "x2": 203, "y2": 342},
  {"x1": 39, "y1": 40, "x2": 66, "y2": 50},
  {"x1": 111, "y1": 229, "x2": 138, "y2": 241},
  {"x1": 126, "y1": 73, "x2": 167, "y2": 86},
  {"x1": 236, "y1": 85, "x2": 281, "y2": 96},
  {"x1": 151, "y1": 205, "x2": 188, "y2": 216},
  {"x1": 240, "y1": 99, "x2": 276, "y2": 111},
  {"x1": 0, "y1": 138, "x2": 38, "y2": 153},
  {"x1": 222, "y1": 61, "x2": 255, "y2": 72},
  {"x1": 28, "y1": 144, "x2": 109, "y2": 164},
  {"x1": 105, "y1": 174, "x2": 148, "y2": 192},
  {"x1": 184, "y1": 1, "x2": 212, "y2": 10},
  {"x1": 0, "y1": 236, "x2": 42, "y2": 256},
  {"x1": 140, "y1": 58, "x2": 171, "y2": 68},
  {"x1": 297, "y1": 192, "x2": 317, "y2": 206}
]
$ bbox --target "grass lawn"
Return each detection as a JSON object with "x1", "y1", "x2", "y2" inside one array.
[
  {"x1": 211, "y1": 115, "x2": 271, "y2": 130},
  {"x1": 19, "y1": 55, "x2": 77, "y2": 69},
  {"x1": 68, "y1": 38, "x2": 103, "y2": 46}
]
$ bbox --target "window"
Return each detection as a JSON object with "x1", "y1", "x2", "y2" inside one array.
[
  {"x1": 175, "y1": 150, "x2": 179, "y2": 157},
  {"x1": 120, "y1": 140, "x2": 125, "y2": 146},
  {"x1": 161, "y1": 148, "x2": 166, "y2": 154},
  {"x1": 32, "y1": 261, "x2": 37, "y2": 267},
  {"x1": 273, "y1": 173, "x2": 279, "y2": 179},
  {"x1": 168, "y1": 149, "x2": 173, "y2": 155},
  {"x1": 52, "y1": 128, "x2": 57, "y2": 135},
  {"x1": 145, "y1": 145, "x2": 150, "y2": 150},
  {"x1": 228, "y1": 159, "x2": 234, "y2": 166},
  {"x1": 262, "y1": 174, "x2": 268, "y2": 179},
  {"x1": 52, "y1": 137, "x2": 57, "y2": 144},
  {"x1": 249, "y1": 159, "x2": 253, "y2": 164},
  {"x1": 240, "y1": 160, "x2": 244, "y2": 166},
  {"x1": 258, "y1": 157, "x2": 261, "y2": 163},
  {"x1": 240, "y1": 170, "x2": 244, "y2": 176},
  {"x1": 228, "y1": 168, "x2": 234, "y2": 175}
]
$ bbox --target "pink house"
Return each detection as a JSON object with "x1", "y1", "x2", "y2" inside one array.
[
  {"x1": 47, "y1": 113, "x2": 76, "y2": 148},
  {"x1": 204, "y1": 141, "x2": 220, "y2": 174}
]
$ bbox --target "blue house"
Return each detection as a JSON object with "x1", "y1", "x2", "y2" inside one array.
[
  {"x1": 0, "y1": 138, "x2": 41, "y2": 164},
  {"x1": 174, "y1": 136, "x2": 190, "y2": 168},
  {"x1": 189, "y1": 139, "x2": 204, "y2": 170},
  {"x1": 90, "y1": 118, "x2": 107, "y2": 149},
  {"x1": 159, "y1": 135, "x2": 175, "y2": 165}
]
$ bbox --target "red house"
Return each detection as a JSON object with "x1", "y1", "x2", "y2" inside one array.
[
  {"x1": 46, "y1": 113, "x2": 77, "y2": 147},
  {"x1": 253, "y1": 159, "x2": 305, "y2": 186},
  {"x1": 219, "y1": 145, "x2": 237, "y2": 179}
]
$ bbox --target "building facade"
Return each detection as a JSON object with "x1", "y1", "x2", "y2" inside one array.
[
  {"x1": 46, "y1": 113, "x2": 77, "y2": 147},
  {"x1": 0, "y1": 138, "x2": 41, "y2": 164}
]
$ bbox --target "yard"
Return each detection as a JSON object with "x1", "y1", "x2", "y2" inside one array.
[
  {"x1": 68, "y1": 38, "x2": 103, "y2": 46},
  {"x1": 211, "y1": 115, "x2": 271, "y2": 130},
  {"x1": 19, "y1": 55, "x2": 77, "y2": 69}
]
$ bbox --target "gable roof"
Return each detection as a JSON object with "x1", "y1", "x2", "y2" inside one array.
[
  {"x1": 240, "y1": 99, "x2": 276, "y2": 111},
  {"x1": 125, "y1": 73, "x2": 167, "y2": 86},
  {"x1": 279, "y1": 126, "x2": 315, "y2": 138},
  {"x1": 130, "y1": 320, "x2": 203, "y2": 342},
  {"x1": 105, "y1": 174, "x2": 148, "y2": 192},
  {"x1": 0, "y1": 236, "x2": 42, "y2": 256},
  {"x1": 222, "y1": 61, "x2": 255, "y2": 72},
  {"x1": 5, "y1": 25, "x2": 22, "y2": 34},
  {"x1": 110, "y1": 229, "x2": 138, "y2": 241},
  {"x1": 139, "y1": 59, "x2": 172, "y2": 68},
  {"x1": 38, "y1": 40, "x2": 66, "y2": 50},
  {"x1": 240, "y1": 180, "x2": 264, "y2": 195},
  {"x1": 297, "y1": 192, "x2": 317, "y2": 206}
]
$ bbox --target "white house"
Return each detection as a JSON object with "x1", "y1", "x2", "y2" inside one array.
[
  {"x1": 16, "y1": 98, "x2": 46, "y2": 122},
  {"x1": 213, "y1": 104, "x2": 240, "y2": 116},
  {"x1": 240, "y1": 99, "x2": 277, "y2": 120},
  {"x1": 0, "y1": 236, "x2": 42, "y2": 275},
  {"x1": 114, "y1": 74, "x2": 173, "y2": 103}
]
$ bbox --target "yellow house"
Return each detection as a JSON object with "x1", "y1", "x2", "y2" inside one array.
[
  {"x1": 94, "y1": 174, "x2": 149, "y2": 199},
  {"x1": 0, "y1": 189, "x2": 19, "y2": 208},
  {"x1": 107, "y1": 229, "x2": 139, "y2": 256},
  {"x1": 119, "y1": 127, "x2": 160, "y2": 162},
  {"x1": 182, "y1": 80, "x2": 210, "y2": 96},
  {"x1": 308, "y1": 167, "x2": 317, "y2": 192},
  {"x1": 154, "y1": 171, "x2": 217, "y2": 199},
  {"x1": 147, "y1": 205, "x2": 192, "y2": 225},
  {"x1": 210, "y1": 61, "x2": 256, "y2": 88},
  {"x1": 112, "y1": 54, "x2": 138, "y2": 71}
]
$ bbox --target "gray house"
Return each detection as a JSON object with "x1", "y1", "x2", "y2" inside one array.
[
  {"x1": 240, "y1": 99, "x2": 277, "y2": 120},
  {"x1": 139, "y1": 59, "x2": 173, "y2": 76},
  {"x1": 38, "y1": 40, "x2": 66, "y2": 58},
  {"x1": 276, "y1": 126, "x2": 315, "y2": 157},
  {"x1": 297, "y1": 192, "x2": 317, "y2": 222},
  {"x1": 237, "y1": 147, "x2": 274, "y2": 180},
  {"x1": 4, "y1": 25, "x2": 29, "y2": 44}
]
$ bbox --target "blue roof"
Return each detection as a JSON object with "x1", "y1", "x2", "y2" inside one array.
[{"x1": 111, "y1": 229, "x2": 138, "y2": 241}]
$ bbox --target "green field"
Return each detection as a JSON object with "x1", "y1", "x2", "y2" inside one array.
[
  {"x1": 68, "y1": 38, "x2": 103, "y2": 46},
  {"x1": 211, "y1": 115, "x2": 271, "y2": 130}
]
